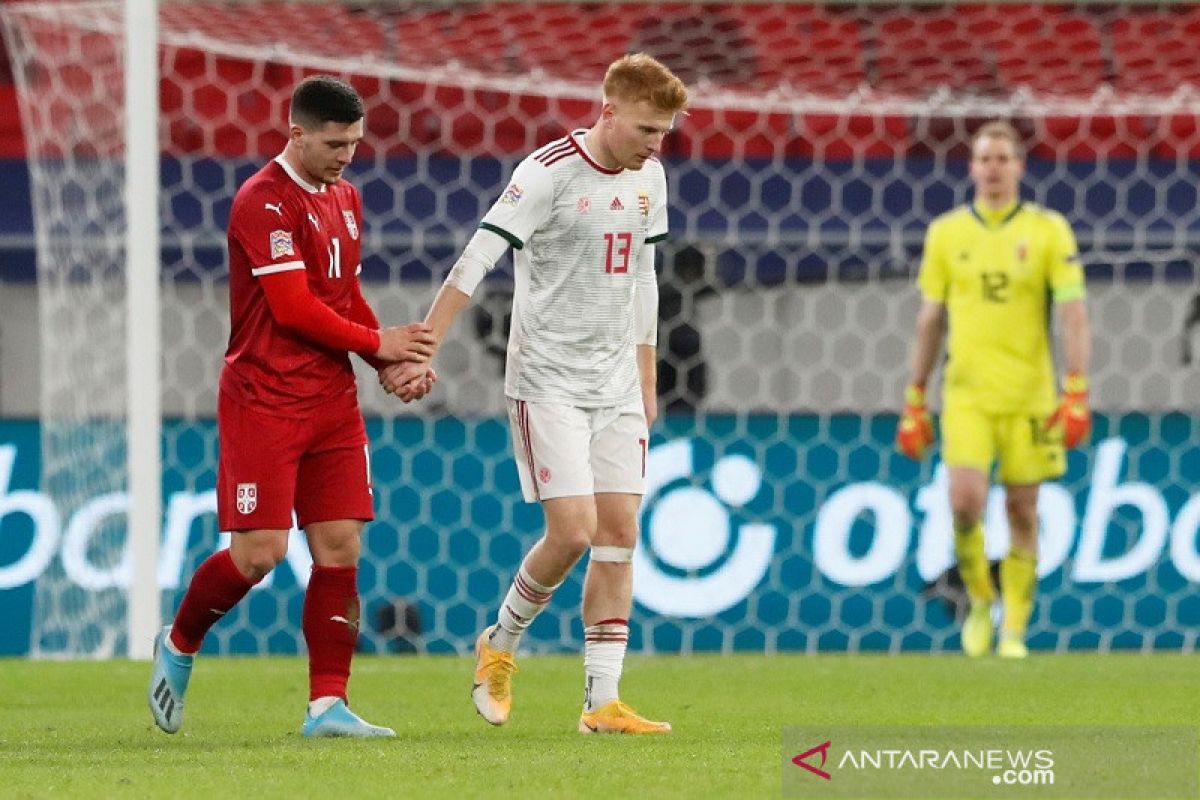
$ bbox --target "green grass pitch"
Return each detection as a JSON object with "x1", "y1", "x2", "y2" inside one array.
[{"x1": 1, "y1": 653, "x2": 1196, "y2": 798}]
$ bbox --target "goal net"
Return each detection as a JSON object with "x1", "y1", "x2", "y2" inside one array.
[{"x1": 3, "y1": 0, "x2": 1198, "y2": 656}]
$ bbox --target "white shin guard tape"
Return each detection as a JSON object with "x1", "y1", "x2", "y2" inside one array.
[{"x1": 590, "y1": 546, "x2": 634, "y2": 563}]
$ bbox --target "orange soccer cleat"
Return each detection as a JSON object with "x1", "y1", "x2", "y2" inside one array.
[
  {"x1": 578, "y1": 700, "x2": 672, "y2": 735},
  {"x1": 471, "y1": 625, "x2": 517, "y2": 726}
]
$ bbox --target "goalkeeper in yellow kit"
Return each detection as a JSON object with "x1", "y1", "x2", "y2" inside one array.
[{"x1": 898, "y1": 121, "x2": 1091, "y2": 659}]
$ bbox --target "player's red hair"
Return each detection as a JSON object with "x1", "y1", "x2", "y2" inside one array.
[{"x1": 603, "y1": 53, "x2": 689, "y2": 114}]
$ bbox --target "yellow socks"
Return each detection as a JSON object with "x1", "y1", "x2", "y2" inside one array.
[
  {"x1": 1000, "y1": 547, "x2": 1037, "y2": 638},
  {"x1": 954, "y1": 522, "x2": 995, "y2": 604}
]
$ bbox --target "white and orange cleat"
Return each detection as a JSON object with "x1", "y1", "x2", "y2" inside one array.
[
  {"x1": 578, "y1": 700, "x2": 672, "y2": 735},
  {"x1": 471, "y1": 625, "x2": 517, "y2": 726}
]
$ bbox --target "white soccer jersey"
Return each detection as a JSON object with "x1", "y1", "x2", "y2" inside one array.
[{"x1": 479, "y1": 130, "x2": 668, "y2": 407}]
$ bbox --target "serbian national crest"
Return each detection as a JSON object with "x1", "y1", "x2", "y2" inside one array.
[
  {"x1": 236, "y1": 482, "x2": 257, "y2": 514},
  {"x1": 342, "y1": 210, "x2": 359, "y2": 240}
]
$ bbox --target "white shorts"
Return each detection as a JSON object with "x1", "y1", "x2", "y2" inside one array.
[{"x1": 506, "y1": 398, "x2": 648, "y2": 502}]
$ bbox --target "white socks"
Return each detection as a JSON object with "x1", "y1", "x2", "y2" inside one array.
[
  {"x1": 583, "y1": 618, "x2": 628, "y2": 711},
  {"x1": 490, "y1": 564, "x2": 557, "y2": 653},
  {"x1": 308, "y1": 696, "x2": 339, "y2": 717}
]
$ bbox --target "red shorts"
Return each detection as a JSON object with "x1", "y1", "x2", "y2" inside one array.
[{"x1": 216, "y1": 389, "x2": 374, "y2": 531}]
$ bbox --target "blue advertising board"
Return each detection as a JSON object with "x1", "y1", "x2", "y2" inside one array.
[{"x1": 0, "y1": 414, "x2": 1196, "y2": 655}]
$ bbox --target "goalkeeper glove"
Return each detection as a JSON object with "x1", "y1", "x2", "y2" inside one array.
[
  {"x1": 1046, "y1": 372, "x2": 1091, "y2": 449},
  {"x1": 896, "y1": 384, "x2": 935, "y2": 460}
]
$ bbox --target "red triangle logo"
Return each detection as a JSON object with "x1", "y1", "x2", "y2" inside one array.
[
  {"x1": 792, "y1": 740, "x2": 832, "y2": 780},
  {"x1": 610, "y1": 197, "x2": 624, "y2": 210}
]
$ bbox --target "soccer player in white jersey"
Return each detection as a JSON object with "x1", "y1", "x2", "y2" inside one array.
[{"x1": 382, "y1": 53, "x2": 687, "y2": 734}]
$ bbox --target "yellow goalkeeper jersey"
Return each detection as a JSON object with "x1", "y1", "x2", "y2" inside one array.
[{"x1": 918, "y1": 201, "x2": 1085, "y2": 415}]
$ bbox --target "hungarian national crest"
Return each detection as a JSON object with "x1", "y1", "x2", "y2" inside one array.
[
  {"x1": 342, "y1": 210, "x2": 359, "y2": 240},
  {"x1": 236, "y1": 483, "x2": 257, "y2": 514},
  {"x1": 638, "y1": 191, "x2": 650, "y2": 218}
]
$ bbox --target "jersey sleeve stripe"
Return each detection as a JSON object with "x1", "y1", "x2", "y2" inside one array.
[
  {"x1": 479, "y1": 222, "x2": 523, "y2": 250},
  {"x1": 250, "y1": 260, "x2": 306, "y2": 276},
  {"x1": 1053, "y1": 283, "x2": 1086, "y2": 303},
  {"x1": 645, "y1": 232, "x2": 668, "y2": 244}
]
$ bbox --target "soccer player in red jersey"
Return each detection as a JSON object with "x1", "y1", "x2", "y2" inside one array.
[{"x1": 149, "y1": 76, "x2": 434, "y2": 737}]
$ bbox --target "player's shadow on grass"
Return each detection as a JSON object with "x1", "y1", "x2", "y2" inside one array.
[{"x1": 921, "y1": 561, "x2": 1001, "y2": 621}]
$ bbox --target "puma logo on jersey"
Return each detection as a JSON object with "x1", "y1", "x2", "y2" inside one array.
[
  {"x1": 264, "y1": 202, "x2": 283, "y2": 216},
  {"x1": 330, "y1": 615, "x2": 360, "y2": 632},
  {"x1": 307, "y1": 212, "x2": 320, "y2": 230}
]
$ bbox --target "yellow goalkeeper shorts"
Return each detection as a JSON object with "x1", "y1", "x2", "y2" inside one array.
[{"x1": 940, "y1": 403, "x2": 1066, "y2": 485}]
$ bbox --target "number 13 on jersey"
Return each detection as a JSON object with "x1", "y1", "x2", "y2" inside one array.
[{"x1": 603, "y1": 232, "x2": 632, "y2": 274}]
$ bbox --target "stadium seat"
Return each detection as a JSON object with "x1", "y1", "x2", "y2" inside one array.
[
  {"x1": 872, "y1": 8, "x2": 997, "y2": 97},
  {"x1": 524, "y1": 5, "x2": 637, "y2": 82},
  {"x1": 991, "y1": 10, "x2": 1105, "y2": 96},
  {"x1": 729, "y1": 4, "x2": 865, "y2": 96},
  {"x1": 1112, "y1": 9, "x2": 1200, "y2": 96}
]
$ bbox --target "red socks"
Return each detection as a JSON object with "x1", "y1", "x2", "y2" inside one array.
[
  {"x1": 169, "y1": 549, "x2": 256, "y2": 654},
  {"x1": 170, "y1": 554, "x2": 359, "y2": 702},
  {"x1": 303, "y1": 565, "x2": 360, "y2": 701}
]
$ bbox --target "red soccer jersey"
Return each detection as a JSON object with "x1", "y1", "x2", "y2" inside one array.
[{"x1": 221, "y1": 156, "x2": 368, "y2": 415}]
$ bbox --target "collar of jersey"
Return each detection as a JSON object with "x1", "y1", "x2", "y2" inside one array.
[
  {"x1": 570, "y1": 130, "x2": 623, "y2": 175},
  {"x1": 274, "y1": 153, "x2": 327, "y2": 194},
  {"x1": 970, "y1": 200, "x2": 1022, "y2": 228}
]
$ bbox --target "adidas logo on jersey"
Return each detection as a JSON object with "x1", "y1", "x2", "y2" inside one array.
[{"x1": 610, "y1": 197, "x2": 624, "y2": 211}]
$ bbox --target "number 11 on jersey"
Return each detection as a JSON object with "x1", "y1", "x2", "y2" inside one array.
[{"x1": 604, "y1": 232, "x2": 632, "y2": 274}]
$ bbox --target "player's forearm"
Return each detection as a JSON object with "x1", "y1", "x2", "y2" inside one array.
[
  {"x1": 637, "y1": 344, "x2": 657, "y2": 395},
  {"x1": 260, "y1": 270, "x2": 380, "y2": 356},
  {"x1": 348, "y1": 282, "x2": 387, "y2": 369},
  {"x1": 1058, "y1": 298, "x2": 1090, "y2": 377},
  {"x1": 907, "y1": 301, "x2": 946, "y2": 387},
  {"x1": 425, "y1": 284, "x2": 472, "y2": 353}
]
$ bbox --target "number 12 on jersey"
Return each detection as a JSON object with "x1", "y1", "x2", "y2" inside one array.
[{"x1": 603, "y1": 232, "x2": 632, "y2": 274}]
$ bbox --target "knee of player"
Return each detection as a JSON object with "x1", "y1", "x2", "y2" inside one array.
[
  {"x1": 233, "y1": 540, "x2": 288, "y2": 581},
  {"x1": 1004, "y1": 495, "x2": 1039, "y2": 531},
  {"x1": 595, "y1": 519, "x2": 639, "y2": 549},
  {"x1": 949, "y1": 488, "x2": 986, "y2": 524},
  {"x1": 544, "y1": 524, "x2": 594, "y2": 559}
]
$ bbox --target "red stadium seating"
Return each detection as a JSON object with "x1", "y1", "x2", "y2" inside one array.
[
  {"x1": 728, "y1": 4, "x2": 865, "y2": 96},
  {"x1": 7, "y1": 3, "x2": 1200, "y2": 162},
  {"x1": 873, "y1": 8, "x2": 997, "y2": 97},
  {"x1": 1112, "y1": 9, "x2": 1200, "y2": 96},
  {"x1": 991, "y1": 10, "x2": 1105, "y2": 96}
]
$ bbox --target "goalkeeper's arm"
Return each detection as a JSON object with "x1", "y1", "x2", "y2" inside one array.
[
  {"x1": 1057, "y1": 298, "x2": 1090, "y2": 379},
  {"x1": 897, "y1": 299, "x2": 945, "y2": 460},
  {"x1": 1048, "y1": 297, "x2": 1092, "y2": 448},
  {"x1": 906, "y1": 299, "x2": 946, "y2": 389}
]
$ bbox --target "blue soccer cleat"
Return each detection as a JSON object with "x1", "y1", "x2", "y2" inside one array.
[
  {"x1": 148, "y1": 626, "x2": 193, "y2": 734},
  {"x1": 301, "y1": 699, "x2": 395, "y2": 738}
]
